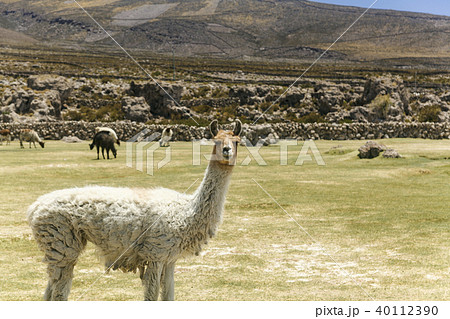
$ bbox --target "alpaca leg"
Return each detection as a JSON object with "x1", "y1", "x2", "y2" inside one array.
[
  {"x1": 96, "y1": 145, "x2": 100, "y2": 159},
  {"x1": 142, "y1": 262, "x2": 163, "y2": 301},
  {"x1": 101, "y1": 147, "x2": 105, "y2": 159},
  {"x1": 33, "y1": 219, "x2": 86, "y2": 300},
  {"x1": 44, "y1": 280, "x2": 53, "y2": 301},
  {"x1": 161, "y1": 262, "x2": 175, "y2": 301},
  {"x1": 46, "y1": 263, "x2": 75, "y2": 301}
]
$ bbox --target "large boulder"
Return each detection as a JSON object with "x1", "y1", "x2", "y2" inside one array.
[
  {"x1": 27, "y1": 74, "x2": 72, "y2": 101},
  {"x1": 127, "y1": 81, "x2": 183, "y2": 118},
  {"x1": 350, "y1": 106, "x2": 377, "y2": 122},
  {"x1": 229, "y1": 86, "x2": 258, "y2": 105},
  {"x1": 360, "y1": 75, "x2": 409, "y2": 116},
  {"x1": 383, "y1": 148, "x2": 401, "y2": 158},
  {"x1": 358, "y1": 141, "x2": 386, "y2": 159},
  {"x1": 122, "y1": 96, "x2": 152, "y2": 122},
  {"x1": 312, "y1": 86, "x2": 345, "y2": 115}
]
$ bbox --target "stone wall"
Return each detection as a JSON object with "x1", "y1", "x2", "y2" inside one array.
[{"x1": 1, "y1": 121, "x2": 449, "y2": 142}]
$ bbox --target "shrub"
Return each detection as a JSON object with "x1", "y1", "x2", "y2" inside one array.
[
  {"x1": 342, "y1": 100, "x2": 353, "y2": 110},
  {"x1": 193, "y1": 86, "x2": 210, "y2": 98},
  {"x1": 181, "y1": 94, "x2": 192, "y2": 101},
  {"x1": 64, "y1": 103, "x2": 125, "y2": 122},
  {"x1": 272, "y1": 87, "x2": 286, "y2": 95},
  {"x1": 64, "y1": 110, "x2": 83, "y2": 121},
  {"x1": 80, "y1": 85, "x2": 91, "y2": 93},
  {"x1": 369, "y1": 94, "x2": 391, "y2": 119},
  {"x1": 418, "y1": 105, "x2": 441, "y2": 122},
  {"x1": 298, "y1": 112, "x2": 325, "y2": 123},
  {"x1": 192, "y1": 104, "x2": 211, "y2": 113},
  {"x1": 211, "y1": 88, "x2": 229, "y2": 99},
  {"x1": 258, "y1": 101, "x2": 279, "y2": 113},
  {"x1": 101, "y1": 76, "x2": 112, "y2": 84}
]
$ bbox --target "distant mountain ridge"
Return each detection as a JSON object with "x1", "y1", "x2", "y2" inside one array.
[{"x1": 0, "y1": 0, "x2": 449, "y2": 62}]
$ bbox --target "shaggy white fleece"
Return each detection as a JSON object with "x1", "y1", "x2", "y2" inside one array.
[{"x1": 28, "y1": 120, "x2": 241, "y2": 301}]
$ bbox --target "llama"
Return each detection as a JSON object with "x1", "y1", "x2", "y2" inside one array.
[
  {"x1": 0, "y1": 129, "x2": 11, "y2": 145},
  {"x1": 19, "y1": 129, "x2": 45, "y2": 148},
  {"x1": 28, "y1": 119, "x2": 241, "y2": 301},
  {"x1": 95, "y1": 127, "x2": 120, "y2": 145},
  {"x1": 89, "y1": 131, "x2": 117, "y2": 160},
  {"x1": 159, "y1": 127, "x2": 173, "y2": 147}
]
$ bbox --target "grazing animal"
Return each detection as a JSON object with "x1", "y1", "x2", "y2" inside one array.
[
  {"x1": 0, "y1": 129, "x2": 11, "y2": 145},
  {"x1": 95, "y1": 127, "x2": 120, "y2": 146},
  {"x1": 28, "y1": 120, "x2": 242, "y2": 301},
  {"x1": 89, "y1": 131, "x2": 117, "y2": 160},
  {"x1": 19, "y1": 129, "x2": 45, "y2": 148},
  {"x1": 159, "y1": 127, "x2": 173, "y2": 147}
]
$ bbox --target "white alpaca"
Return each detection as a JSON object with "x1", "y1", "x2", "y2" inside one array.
[
  {"x1": 20, "y1": 129, "x2": 45, "y2": 148},
  {"x1": 159, "y1": 127, "x2": 173, "y2": 147},
  {"x1": 28, "y1": 120, "x2": 242, "y2": 301}
]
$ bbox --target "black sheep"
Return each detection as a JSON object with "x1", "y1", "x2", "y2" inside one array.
[{"x1": 89, "y1": 131, "x2": 117, "y2": 160}]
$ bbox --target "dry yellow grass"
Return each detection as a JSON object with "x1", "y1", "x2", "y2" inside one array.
[{"x1": 0, "y1": 138, "x2": 449, "y2": 300}]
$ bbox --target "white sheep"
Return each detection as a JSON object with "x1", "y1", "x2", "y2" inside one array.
[{"x1": 28, "y1": 120, "x2": 242, "y2": 301}]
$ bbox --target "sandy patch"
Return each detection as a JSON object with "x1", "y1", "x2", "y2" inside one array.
[{"x1": 112, "y1": 4, "x2": 179, "y2": 27}]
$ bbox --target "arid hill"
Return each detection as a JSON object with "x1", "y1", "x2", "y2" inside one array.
[{"x1": 0, "y1": 0, "x2": 449, "y2": 64}]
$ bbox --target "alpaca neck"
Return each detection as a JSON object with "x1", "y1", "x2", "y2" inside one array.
[{"x1": 183, "y1": 157, "x2": 234, "y2": 254}]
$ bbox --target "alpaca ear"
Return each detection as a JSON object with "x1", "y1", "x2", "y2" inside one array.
[
  {"x1": 210, "y1": 120, "x2": 219, "y2": 137},
  {"x1": 233, "y1": 119, "x2": 242, "y2": 136}
]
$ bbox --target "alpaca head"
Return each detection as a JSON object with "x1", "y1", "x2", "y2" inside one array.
[
  {"x1": 210, "y1": 120, "x2": 242, "y2": 166},
  {"x1": 39, "y1": 141, "x2": 45, "y2": 148}
]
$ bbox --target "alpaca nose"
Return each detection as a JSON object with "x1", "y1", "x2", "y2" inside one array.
[{"x1": 223, "y1": 146, "x2": 231, "y2": 156}]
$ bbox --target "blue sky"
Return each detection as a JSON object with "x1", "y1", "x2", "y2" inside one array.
[{"x1": 310, "y1": 0, "x2": 450, "y2": 16}]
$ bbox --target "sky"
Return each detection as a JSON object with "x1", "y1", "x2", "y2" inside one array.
[{"x1": 310, "y1": 0, "x2": 450, "y2": 17}]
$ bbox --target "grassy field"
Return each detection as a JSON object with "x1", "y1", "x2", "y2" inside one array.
[{"x1": 0, "y1": 138, "x2": 448, "y2": 300}]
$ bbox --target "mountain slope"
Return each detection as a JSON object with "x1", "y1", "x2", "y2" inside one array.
[{"x1": 0, "y1": 0, "x2": 449, "y2": 61}]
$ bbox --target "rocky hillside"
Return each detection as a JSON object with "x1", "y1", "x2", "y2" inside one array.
[
  {"x1": 0, "y1": 0, "x2": 449, "y2": 63},
  {"x1": 1, "y1": 73, "x2": 449, "y2": 124}
]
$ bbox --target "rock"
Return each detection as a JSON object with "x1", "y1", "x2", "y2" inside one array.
[
  {"x1": 383, "y1": 148, "x2": 401, "y2": 158},
  {"x1": 350, "y1": 106, "x2": 377, "y2": 122},
  {"x1": 358, "y1": 141, "x2": 386, "y2": 159},
  {"x1": 122, "y1": 96, "x2": 152, "y2": 122},
  {"x1": 127, "y1": 81, "x2": 183, "y2": 118},
  {"x1": 62, "y1": 136, "x2": 83, "y2": 143},
  {"x1": 229, "y1": 86, "x2": 258, "y2": 105},
  {"x1": 27, "y1": 74, "x2": 72, "y2": 101},
  {"x1": 312, "y1": 86, "x2": 344, "y2": 115},
  {"x1": 266, "y1": 133, "x2": 278, "y2": 145},
  {"x1": 361, "y1": 76, "x2": 397, "y2": 104}
]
